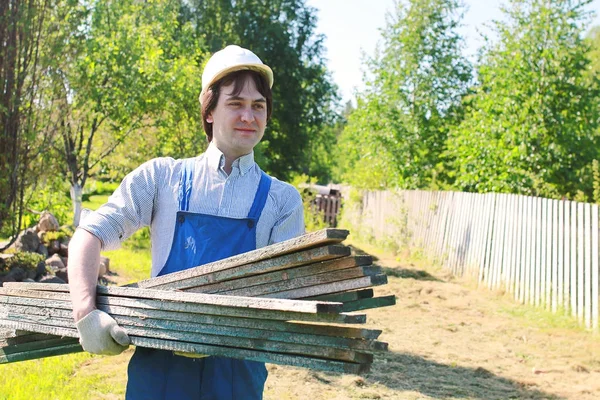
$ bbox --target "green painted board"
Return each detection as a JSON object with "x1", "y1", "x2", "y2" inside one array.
[
  {"x1": 189, "y1": 255, "x2": 372, "y2": 294},
  {"x1": 0, "y1": 318, "x2": 371, "y2": 374},
  {"x1": 1, "y1": 285, "x2": 345, "y2": 315},
  {"x1": 0, "y1": 291, "x2": 367, "y2": 325},
  {"x1": 224, "y1": 267, "x2": 382, "y2": 297},
  {"x1": 147, "y1": 245, "x2": 352, "y2": 291},
  {"x1": 1, "y1": 313, "x2": 372, "y2": 363},
  {"x1": 137, "y1": 336, "x2": 370, "y2": 375},
  {"x1": 1, "y1": 302, "x2": 381, "y2": 340},
  {"x1": 2, "y1": 304, "x2": 386, "y2": 353},
  {"x1": 0, "y1": 343, "x2": 83, "y2": 364},
  {"x1": 341, "y1": 296, "x2": 397, "y2": 312},
  {"x1": 0, "y1": 337, "x2": 79, "y2": 355},
  {"x1": 263, "y1": 275, "x2": 388, "y2": 299},
  {"x1": 305, "y1": 289, "x2": 374, "y2": 302},
  {"x1": 132, "y1": 229, "x2": 350, "y2": 289}
]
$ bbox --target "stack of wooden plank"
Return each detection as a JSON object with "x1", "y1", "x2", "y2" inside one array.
[
  {"x1": 0, "y1": 284, "x2": 384, "y2": 373},
  {"x1": 131, "y1": 228, "x2": 395, "y2": 311},
  {"x1": 0, "y1": 228, "x2": 395, "y2": 373}
]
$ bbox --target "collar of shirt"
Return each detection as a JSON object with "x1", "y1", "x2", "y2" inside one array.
[{"x1": 205, "y1": 142, "x2": 256, "y2": 176}]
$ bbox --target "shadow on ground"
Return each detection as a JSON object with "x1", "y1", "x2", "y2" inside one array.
[
  {"x1": 363, "y1": 351, "x2": 563, "y2": 400},
  {"x1": 348, "y1": 244, "x2": 380, "y2": 261},
  {"x1": 379, "y1": 266, "x2": 440, "y2": 281}
]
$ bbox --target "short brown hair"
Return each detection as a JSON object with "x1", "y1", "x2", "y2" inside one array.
[{"x1": 200, "y1": 70, "x2": 273, "y2": 141}]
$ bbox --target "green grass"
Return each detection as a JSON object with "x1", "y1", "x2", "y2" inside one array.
[
  {"x1": 0, "y1": 353, "x2": 118, "y2": 400},
  {"x1": 0, "y1": 191, "x2": 149, "y2": 399},
  {"x1": 84, "y1": 194, "x2": 110, "y2": 211}
]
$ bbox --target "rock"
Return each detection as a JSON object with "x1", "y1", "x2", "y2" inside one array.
[
  {"x1": 38, "y1": 275, "x2": 66, "y2": 284},
  {"x1": 37, "y1": 231, "x2": 45, "y2": 241},
  {"x1": 47, "y1": 240, "x2": 60, "y2": 256},
  {"x1": 23, "y1": 278, "x2": 35, "y2": 282},
  {"x1": 37, "y1": 211, "x2": 59, "y2": 232},
  {"x1": 14, "y1": 228, "x2": 40, "y2": 253},
  {"x1": 99, "y1": 256, "x2": 110, "y2": 273},
  {"x1": 98, "y1": 261, "x2": 107, "y2": 277},
  {"x1": 6, "y1": 267, "x2": 26, "y2": 282},
  {"x1": 45, "y1": 253, "x2": 65, "y2": 271},
  {"x1": 55, "y1": 267, "x2": 68, "y2": 283},
  {"x1": 0, "y1": 275, "x2": 16, "y2": 286},
  {"x1": 58, "y1": 243, "x2": 69, "y2": 258},
  {"x1": 35, "y1": 261, "x2": 47, "y2": 279},
  {"x1": 37, "y1": 243, "x2": 49, "y2": 258}
]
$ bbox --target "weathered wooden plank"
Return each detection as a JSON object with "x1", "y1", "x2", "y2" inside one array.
[
  {"x1": 592, "y1": 204, "x2": 599, "y2": 332},
  {"x1": 2, "y1": 302, "x2": 380, "y2": 340},
  {"x1": 540, "y1": 197, "x2": 547, "y2": 307},
  {"x1": 0, "y1": 319, "x2": 369, "y2": 374},
  {"x1": 186, "y1": 256, "x2": 373, "y2": 294},
  {"x1": 261, "y1": 275, "x2": 388, "y2": 300},
  {"x1": 584, "y1": 203, "x2": 592, "y2": 329},
  {"x1": 552, "y1": 199, "x2": 559, "y2": 312},
  {"x1": 341, "y1": 296, "x2": 396, "y2": 312},
  {"x1": 570, "y1": 201, "x2": 577, "y2": 316},
  {"x1": 578, "y1": 202, "x2": 584, "y2": 323},
  {"x1": 534, "y1": 196, "x2": 542, "y2": 307},
  {"x1": 137, "y1": 336, "x2": 371, "y2": 375},
  {"x1": 1, "y1": 285, "x2": 344, "y2": 315},
  {"x1": 558, "y1": 199, "x2": 565, "y2": 311},
  {"x1": 132, "y1": 229, "x2": 349, "y2": 289},
  {"x1": 222, "y1": 267, "x2": 382, "y2": 298},
  {"x1": 0, "y1": 332, "x2": 60, "y2": 346},
  {"x1": 0, "y1": 343, "x2": 83, "y2": 364},
  {"x1": 151, "y1": 245, "x2": 352, "y2": 291},
  {"x1": 305, "y1": 289, "x2": 374, "y2": 303},
  {"x1": 0, "y1": 293, "x2": 366, "y2": 325},
  {"x1": 0, "y1": 313, "x2": 373, "y2": 364},
  {"x1": 1, "y1": 304, "x2": 386, "y2": 352},
  {"x1": 0, "y1": 337, "x2": 79, "y2": 355}
]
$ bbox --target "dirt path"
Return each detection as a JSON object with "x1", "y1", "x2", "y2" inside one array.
[{"x1": 264, "y1": 243, "x2": 600, "y2": 400}]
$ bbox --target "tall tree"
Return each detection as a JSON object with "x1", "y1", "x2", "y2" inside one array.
[
  {"x1": 42, "y1": 0, "x2": 204, "y2": 225},
  {"x1": 336, "y1": 0, "x2": 472, "y2": 189},
  {"x1": 0, "y1": 0, "x2": 51, "y2": 245},
  {"x1": 182, "y1": 0, "x2": 339, "y2": 181},
  {"x1": 446, "y1": 0, "x2": 600, "y2": 199}
]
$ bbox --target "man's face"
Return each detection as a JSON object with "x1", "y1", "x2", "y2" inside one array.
[{"x1": 207, "y1": 77, "x2": 267, "y2": 160}]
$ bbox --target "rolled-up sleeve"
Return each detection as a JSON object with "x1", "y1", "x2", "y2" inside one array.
[
  {"x1": 79, "y1": 158, "x2": 166, "y2": 250},
  {"x1": 269, "y1": 187, "x2": 305, "y2": 245}
]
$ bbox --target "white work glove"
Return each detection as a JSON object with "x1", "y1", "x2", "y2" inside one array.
[{"x1": 75, "y1": 310, "x2": 131, "y2": 355}]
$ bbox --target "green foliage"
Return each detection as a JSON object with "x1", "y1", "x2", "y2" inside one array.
[
  {"x1": 290, "y1": 174, "x2": 329, "y2": 232},
  {"x1": 1, "y1": 252, "x2": 45, "y2": 274},
  {"x1": 593, "y1": 160, "x2": 600, "y2": 204},
  {"x1": 336, "y1": 0, "x2": 472, "y2": 190},
  {"x1": 9, "y1": 176, "x2": 72, "y2": 235},
  {"x1": 445, "y1": 0, "x2": 600, "y2": 199}
]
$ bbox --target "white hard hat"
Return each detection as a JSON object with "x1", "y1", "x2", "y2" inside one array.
[{"x1": 200, "y1": 45, "x2": 273, "y2": 104}]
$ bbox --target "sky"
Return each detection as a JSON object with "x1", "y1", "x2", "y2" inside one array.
[{"x1": 305, "y1": 0, "x2": 600, "y2": 104}]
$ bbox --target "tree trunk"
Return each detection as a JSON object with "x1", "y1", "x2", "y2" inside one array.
[{"x1": 70, "y1": 183, "x2": 83, "y2": 227}]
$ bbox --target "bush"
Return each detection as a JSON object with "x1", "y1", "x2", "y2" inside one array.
[{"x1": 1, "y1": 252, "x2": 45, "y2": 275}]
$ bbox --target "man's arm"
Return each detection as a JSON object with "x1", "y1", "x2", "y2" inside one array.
[
  {"x1": 68, "y1": 228, "x2": 131, "y2": 355},
  {"x1": 68, "y1": 228, "x2": 102, "y2": 322}
]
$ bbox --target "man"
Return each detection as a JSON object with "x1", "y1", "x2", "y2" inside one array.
[{"x1": 68, "y1": 45, "x2": 305, "y2": 399}]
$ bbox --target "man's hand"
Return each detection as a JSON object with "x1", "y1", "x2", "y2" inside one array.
[{"x1": 76, "y1": 310, "x2": 131, "y2": 355}]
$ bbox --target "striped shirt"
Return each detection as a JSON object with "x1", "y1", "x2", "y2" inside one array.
[{"x1": 80, "y1": 143, "x2": 305, "y2": 277}]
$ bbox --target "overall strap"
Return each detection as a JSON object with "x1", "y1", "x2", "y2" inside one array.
[
  {"x1": 178, "y1": 159, "x2": 195, "y2": 211},
  {"x1": 247, "y1": 171, "x2": 272, "y2": 221}
]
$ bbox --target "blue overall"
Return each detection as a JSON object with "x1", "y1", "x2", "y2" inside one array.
[{"x1": 126, "y1": 159, "x2": 272, "y2": 400}]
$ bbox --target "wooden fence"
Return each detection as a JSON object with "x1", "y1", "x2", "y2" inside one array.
[{"x1": 342, "y1": 189, "x2": 600, "y2": 332}]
